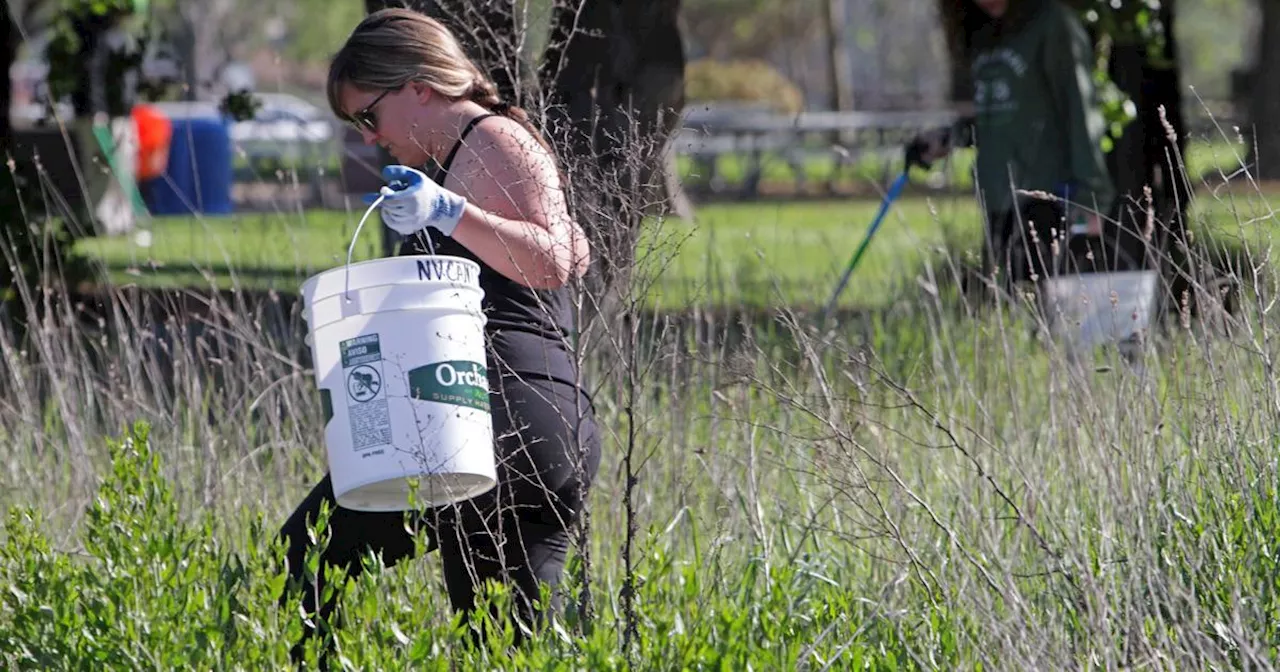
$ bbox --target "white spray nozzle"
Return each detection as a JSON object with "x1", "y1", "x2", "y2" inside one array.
[{"x1": 379, "y1": 185, "x2": 396, "y2": 197}]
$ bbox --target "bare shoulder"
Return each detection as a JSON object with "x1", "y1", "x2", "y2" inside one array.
[{"x1": 443, "y1": 115, "x2": 565, "y2": 222}]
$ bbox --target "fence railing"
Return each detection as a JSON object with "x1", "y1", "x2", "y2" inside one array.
[
  {"x1": 672, "y1": 107, "x2": 962, "y2": 197},
  {"x1": 669, "y1": 104, "x2": 1242, "y2": 198}
]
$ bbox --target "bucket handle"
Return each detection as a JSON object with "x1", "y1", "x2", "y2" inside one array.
[
  {"x1": 346, "y1": 188, "x2": 393, "y2": 301},
  {"x1": 345, "y1": 186, "x2": 440, "y2": 301}
]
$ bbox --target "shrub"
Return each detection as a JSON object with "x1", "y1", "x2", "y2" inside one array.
[
  {"x1": 0, "y1": 422, "x2": 959, "y2": 669},
  {"x1": 683, "y1": 58, "x2": 805, "y2": 115},
  {"x1": 0, "y1": 423, "x2": 298, "y2": 669}
]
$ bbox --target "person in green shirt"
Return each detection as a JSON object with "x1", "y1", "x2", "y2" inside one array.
[{"x1": 908, "y1": 0, "x2": 1116, "y2": 293}]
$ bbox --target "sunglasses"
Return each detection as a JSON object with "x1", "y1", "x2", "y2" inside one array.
[{"x1": 347, "y1": 88, "x2": 394, "y2": 134}]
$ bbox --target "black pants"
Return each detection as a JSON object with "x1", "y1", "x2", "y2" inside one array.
[
  {"x1": 279, "y1": 374, "x2": 602, "y2": 659},
  {"x1": 985, "y1": 199, "x2": 1130, "y2": 292},
  {"x1": 984, "y1": 199, "x2": 1068, "y2": 290}
]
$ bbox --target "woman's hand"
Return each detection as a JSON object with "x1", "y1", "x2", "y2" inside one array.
[
  {"x1": 905, "y1": 127, "x2": 954, "y2": 170},
  {"x1": 363, "y1": 165, "x2": 467, "y2": 237}
]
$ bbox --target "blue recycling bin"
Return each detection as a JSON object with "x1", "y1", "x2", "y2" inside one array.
[{"x1": 142, "y1": 115, "x2": 234, "y2": 216}]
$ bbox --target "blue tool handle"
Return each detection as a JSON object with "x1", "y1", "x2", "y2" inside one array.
[{"x1": 819, "y1": 171, "x2": 910, "y2": 325}]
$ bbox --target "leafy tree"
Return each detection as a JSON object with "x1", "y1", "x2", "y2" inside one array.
[
  {"x1": 1247, "y1": 0, "x2": 1280, "y2": 179},
  {"x1": 680, "y1": 0, "x2": 822, "y2": 60},
  {"x1": 278, "y1": 1, "x2": 365, "y2": 65},
  {"x1": 0, "y1": 0, "x2": 92, "y2": 325},
  {"x1": 44, "y1": 0, "x2": 147, "y2": 117},
  {"x1": 684, "y1": 58, "x2": 805, "y2": 114},
  {"x1": 1076, "y1": 0, "x2": 1190, "y2": 300}
]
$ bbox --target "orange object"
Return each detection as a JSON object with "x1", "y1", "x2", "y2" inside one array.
[{"x1": 132, "y1": 104, "x2": 172, "y2": 181}]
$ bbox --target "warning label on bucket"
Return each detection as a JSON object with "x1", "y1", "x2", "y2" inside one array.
[{"x1": 340, "y1": 334, "x2": 391, "y2": 450}]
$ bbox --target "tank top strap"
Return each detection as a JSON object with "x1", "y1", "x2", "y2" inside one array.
[{"x1": 431, "y1": 112, "x2": 501, "y2": 185}]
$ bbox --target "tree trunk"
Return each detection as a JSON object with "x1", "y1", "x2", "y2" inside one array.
[
  {"x1": 371, "y1": 0, "x2": 531, "y2": 105},
  {"x1": 1106, "y1": 0, "x2": 1191, "y2": 315},
  {"x1": 824, "y1": 0, "x2": 852, "y2": 112},
  {"x1": 936, "y1": 0, "x2": 974, "y2": 104},
  {"x1": 822, "y1": 0, "x2": 852, "y2": 192},
  {"x1": 0, "y1": 4, "x2": 23, "y2": 314},
  {"x1": 1249, "y1": 0, "x2": 1280, "y2": 180},
  {"x1": 660, "y1": 145, "x2": 694, "y2": 220},
  {"x1": 1, "y1": 5, "x2": 13, "y2": 154},
  {"x1": 539, "y1": 0, "x2": 687, "y2": 314},
  {"x1": 1104, "y1": 42, "x2": 1154, "y2": 269}
]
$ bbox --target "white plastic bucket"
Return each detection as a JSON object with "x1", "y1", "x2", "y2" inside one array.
[
  {"x1": 300, "y1": 255, "x2": 496, "y2": 512},
  {"x1": 1040, "y1": 270, "x2": 1159, "y2": 355}
]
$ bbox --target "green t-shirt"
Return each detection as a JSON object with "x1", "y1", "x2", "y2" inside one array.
[{"x1": 966, "y1": 0, "x2": 1115, "y2": 220}]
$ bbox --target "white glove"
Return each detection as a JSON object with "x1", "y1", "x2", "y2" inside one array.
[{"x1": 362, "y1": 165, "x2": 466, "y2": 237}]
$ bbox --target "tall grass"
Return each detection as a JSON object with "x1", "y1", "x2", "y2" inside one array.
[{"x1": 4, "y1": 122, "x2": 1280, "y2": 670}]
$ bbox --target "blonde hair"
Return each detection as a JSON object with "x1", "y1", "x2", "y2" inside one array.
[{"x1": 327, "y1": 8, "x2": 550, "y2": 152}]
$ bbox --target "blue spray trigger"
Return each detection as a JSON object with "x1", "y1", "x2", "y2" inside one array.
[{"x1": 379, "y1": 180, "x2": 409, "y2": 198}]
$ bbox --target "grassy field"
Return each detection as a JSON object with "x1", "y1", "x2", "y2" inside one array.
[
  {"x1": 76, "y1": 134, "x2": 1280, "y2": 312},
  {"x1": 7, "y1": 141, "x2": 1280, "y2": 668},
  {"x1": 79, "y1": 182, "x2": 1279, "y2": 314},
  {"x1": 77, "y1": 194, "x2": 985, "y2": 311},
  {"x1": 7, "y1": 240, "x2": 1280, "y2": 668}
]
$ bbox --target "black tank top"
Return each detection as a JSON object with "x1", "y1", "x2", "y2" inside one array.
[{"x1": 396, "y1": 113, "x2": 580, "y2": 385}]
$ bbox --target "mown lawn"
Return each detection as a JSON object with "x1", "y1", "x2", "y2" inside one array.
[
  {"x1": 78, "y1": 184, "x2": 1280, "y2": 312},
  {"x1": 77, "y1": 194, "x2": 987, "y2": 311},
  {"x1": 76, "y1": 133, "x2": 1280, "y2": 311}
]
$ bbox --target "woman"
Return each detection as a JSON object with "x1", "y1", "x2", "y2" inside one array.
[
  {"x1": 279, "y1": 6, "x2": 602, "y2": 656},
  {"x1": 911, "y1": 0, "x2": 1116, "y2": 290}
]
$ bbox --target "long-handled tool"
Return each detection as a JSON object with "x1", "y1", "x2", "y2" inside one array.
[{"x1": 819, "y1": 169, "x2": 910, "y2": 326}]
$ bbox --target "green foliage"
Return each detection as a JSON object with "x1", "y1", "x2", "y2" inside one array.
[
  {"x1": 1071, "y1": 0, "x2": 1177, "y2": 152},
  {"x1": 1075, "y1": 0, "x2": 1171, "y2": 65},
  {"x1": 681, "y1": 0, "x2": 823, "y2": 60},
  {"x1": 0, "y1": 422, "x2": 970, "y2": 669},
  {"x1": 0, "y1": 422, "x2": 296, "y2": 668},
  {"x1": 1143, "y1": 465, "x2": 1280, "y2": 664},
  {"x1": 0, "y1": 159, "x2": 90, "y2": 317},
  {"x1": 6, "y1": 165, "x2": 1280, "y2": 667},
  {"x1": 1091, "y1": 52, "x2": 1139, "y2": 154},
  {"x1": 10, "y1": 316, "x2": 1280, "y2": 668},
  {"x1": 43, "y1": 0, "x2": 149, "y2": 115},
  {"x1": 219, "y1": 89, "x2": 263, "y2": 122},
  {"x1": 276, "y1": 0, "x2": 365, "y2": 65},
  {"x1": 684, "y1": 58, "x2": 806, "y2": 114}
]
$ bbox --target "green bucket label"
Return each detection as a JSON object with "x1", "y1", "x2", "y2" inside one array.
[
  {"x1": 339, "y1": 334, "x2": 391, "y2": 450},
  {"x1": 407, "y1": 361, "x2": 491, "y2": 412},
  {"x1": 341, "y1": 333, "x2": 383, "y2": 368},
  {"x1": 320, "y1": 389, "x2": 333, "y2": 425}
]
